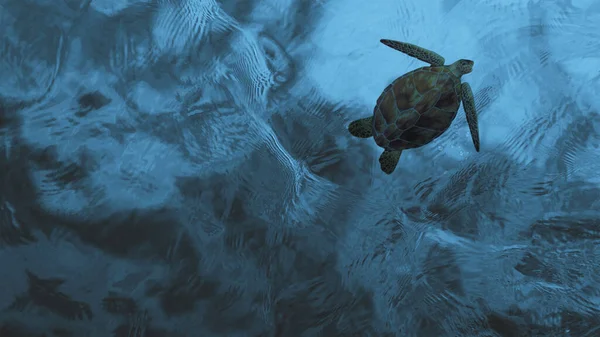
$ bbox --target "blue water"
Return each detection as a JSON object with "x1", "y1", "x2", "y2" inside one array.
[{"x1": 1, "y1": 0, "x2": 599, "y2": 336}]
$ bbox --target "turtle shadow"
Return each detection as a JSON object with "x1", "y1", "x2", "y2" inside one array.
[
  {"x1": 7, "y1": 270, "x2": 92, "y2": 321},
  {"x1": 75, "y1": 91, "x2": 111, "y2": 118}
]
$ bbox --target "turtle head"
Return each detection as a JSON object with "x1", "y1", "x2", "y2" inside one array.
[{"x1": 454, "y1": 59, "x2": 474, "y2": 75}]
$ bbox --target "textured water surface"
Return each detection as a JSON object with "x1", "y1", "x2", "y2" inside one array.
[{"x1": 0, "y1": 0, "x2": 599, "y2": 336}]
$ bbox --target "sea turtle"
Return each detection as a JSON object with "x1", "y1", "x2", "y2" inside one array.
[{"x1": 348, "y1": 39, "x2": 480, "y2": 174}]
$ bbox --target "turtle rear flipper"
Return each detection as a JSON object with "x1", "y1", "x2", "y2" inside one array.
[
  {"x1": 379, "y1": 149, "x2": 402, "y2": 174},
  {"x1": 380, "y1": 39, "x2": 445, "y2": 66},
  {"x1": 348, "y1": 117, "x2": 373, "y2": 138}
]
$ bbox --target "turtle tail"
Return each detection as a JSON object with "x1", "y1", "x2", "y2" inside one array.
[{"x1": 348, "y1": 117, "x2": 373, "y2": 138}]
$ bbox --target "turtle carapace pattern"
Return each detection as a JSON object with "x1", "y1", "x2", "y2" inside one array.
[{"x1": 348, "y1": 39, "x2": 480, "y2": 174}]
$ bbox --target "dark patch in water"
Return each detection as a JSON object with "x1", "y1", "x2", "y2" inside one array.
[{"x1": 7, "y1": 270, "x2": 93, "y2": 320}]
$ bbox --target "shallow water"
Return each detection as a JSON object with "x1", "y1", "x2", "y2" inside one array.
[{"x1": 0, "y1": 0, "x2": 599, "y2": 336}]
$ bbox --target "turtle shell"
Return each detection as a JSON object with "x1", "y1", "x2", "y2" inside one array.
[{"x1": 372, "y1": 66, "x2": 462, "y2": 150}]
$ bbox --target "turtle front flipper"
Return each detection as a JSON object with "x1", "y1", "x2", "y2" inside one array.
[
  {"x1": 461, "y1": 82, "x2": 480, "y2": 152},
  {"x1": 380, "y1": 39, "x2": 445, "y2": 66},
  {"x1": 348, "y1": 117, "x2": 373, "y2": 138},
  {"x1": 379, "y1": 149, "x2": 402, "y2": 174}
]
